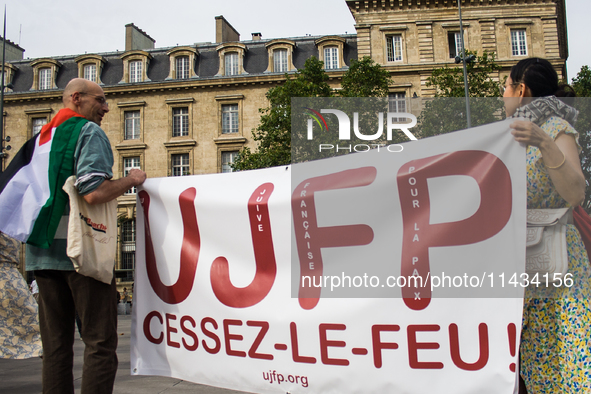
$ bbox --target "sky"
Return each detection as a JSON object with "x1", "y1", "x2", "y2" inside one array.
[{"x1": 2, "y1": 0, "x2": 589, "y2": 81}]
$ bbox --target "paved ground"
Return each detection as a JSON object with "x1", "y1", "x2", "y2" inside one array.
[{"x1": 0, "y1": 315, "x2": 247, "y2": 394}]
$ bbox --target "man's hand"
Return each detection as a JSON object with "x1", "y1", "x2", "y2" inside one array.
[
  {"x1": 126, "y1": 168, "x2": 147, "y2": 187},
  {"x1": 83, "y1": 169, "x2": 148, "y2": 205}
]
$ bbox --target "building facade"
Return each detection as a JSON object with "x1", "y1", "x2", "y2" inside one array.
[{"x1": 0, "y1": 0, "x2": 568, "y2": 286}]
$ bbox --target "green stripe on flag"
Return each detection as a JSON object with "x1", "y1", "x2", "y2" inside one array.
[{"x1": 28, "y1": 117, "x2": 89, "y2": 248}]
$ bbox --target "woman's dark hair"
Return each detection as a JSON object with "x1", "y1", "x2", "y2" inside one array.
[{"x1": 510, "y1": 57, "x2": 575, "y2": 98}]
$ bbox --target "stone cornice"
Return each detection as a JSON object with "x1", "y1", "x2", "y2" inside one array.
[{"x1": 347, "y1": 0, "x2": 558, "y2": 13}]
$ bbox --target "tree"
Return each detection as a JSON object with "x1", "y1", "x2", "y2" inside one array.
[
  {"x1": 232, "y1": 56, "x2": 392, "y2": 170},
  {"x1": 571, "y1": 65, "x2": 591, "y2": 210},
  {"x1": 416, "y1": 50, "x2": 505, "y2": 138},
  {"x1": 339, "y1": 56, "x2": 391, "y2": 98}
]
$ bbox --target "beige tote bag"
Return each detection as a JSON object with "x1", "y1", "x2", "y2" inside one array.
[{"x1": 62, "y1": 176, "x2": 118, "y2": 284}]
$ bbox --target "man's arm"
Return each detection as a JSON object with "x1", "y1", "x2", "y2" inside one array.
[{"x1": 83, "y1": 168, "x2": 147, "y2": 205}]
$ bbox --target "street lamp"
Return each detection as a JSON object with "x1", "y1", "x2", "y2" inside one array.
[
  {"x1": 456, "y1": 0, "x2": 472, "y2": 128},
  {"x1": 0, "y1": 6, "x2": 8, "y2": 171}
]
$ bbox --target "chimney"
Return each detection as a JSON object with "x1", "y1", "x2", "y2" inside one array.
[
  {"x1": 0, "y1": 36, "x2": 24, "y2": 62},
  {"x1": 125, "y1": 23, "x2": 155, "y2": 51},
  {"x1": 252, "y1": 32, "x2": 262, "y2": 41},
  {"x1": 215, "y1": 16, "x2": 240, "y2": 43}
]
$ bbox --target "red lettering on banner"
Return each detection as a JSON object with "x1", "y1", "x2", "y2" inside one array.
[
  {"x1": 290, "y1": 322, "x2": 316, "y2": 364},
  {"x1": 397, "y1": 151, "x2": 512, "y2": 310},
  {"x1": 144, "y1": 311, "x2": 164, "y2": 344},
  {"x1": 201, "y1": 317, "x2": 221, "y2": 354},
  {"x1": 319, "y1": 323, "x2": 349, "y2": 366},
  {"x1": 139, "y1": 189, "x2": 200, "y2": 304},
  {"x1": 247, "y1": 321, "x2": 273, "y2": 360},
  {"x1": 223, "y1": 319, "x2": 247, "y2": 357},
  {"x1": 180, "y1": 316, "x2": 198, "y2": 351},
  {"x1": 166, "y1": 313, "x2": 181, "y2": 348},
  {"x1": 407, "y1": 324, "x2": 443, "y2": 369},
  {"x1": 211, "y1": 183, "x2": 277, "y2": 308},
  {"x1": 292, "y1": 168, "x2": 376, "y2": 310},
  {"x1": 371, "y1": 324, "x2": 400, "y2": 368},
  {"x1": 449, "y1": 323, "x2": 489, "y2": 370}
]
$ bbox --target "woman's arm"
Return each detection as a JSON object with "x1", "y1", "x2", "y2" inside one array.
[{"x1": 510, "y1": 120, "x2": 586, "y2": 206}]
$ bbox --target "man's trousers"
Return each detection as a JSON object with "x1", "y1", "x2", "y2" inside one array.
[{"x1": 35, "y1": 270, "x2": 118, "y2": 394}]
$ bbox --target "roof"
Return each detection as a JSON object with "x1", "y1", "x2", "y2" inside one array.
[{"x1": 6, "y1": 34, "x2": 358, "y2": 93}]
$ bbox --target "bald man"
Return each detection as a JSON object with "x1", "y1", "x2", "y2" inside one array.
[{"x1": 26, "y1": 78, "x2": 146, "y2": 394}]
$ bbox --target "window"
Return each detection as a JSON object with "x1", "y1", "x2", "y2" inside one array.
[
  {"x1": 31, "y1": 58, "x2": 60, "y2": 90},
  {"x1": 448, "y1": 32, "x2": 463, "y2": 58},
  {"x1": 120, "y1": 51, "x2": 151, "y2": 83},
  {"x1": 222, "y1": 104, "x2": 239, "y2": 134},
  {"x1": 39, "y1": 68, "x2": 51, "y2": 90},
  {"x1": 273, "y1": 49, "x2": 288, "y2": 73},
  {"x1": 125, "y1": 111, "x2": 141, "y2": 140},
  {"x1": 0, "y1": 64, "x2": 16, "y2": 91},
  {"x1": 167, "y1": 47, "x2": 199, "y2": 80},
  {"x1": 511, "y1": 30, "x2": 527, "y2": 56},
  {"x1": 75, "y1": 55, "x2": 105, "y2": 84},
  {"x1": 225, "y1": 52, "x2": 239, "y2": 76},
  {"x1": 172, "y1": 107, "x2": 189, "y2": 137},
  {"x1": 32, "y1": 118, "x2": 47, "y2": 136},
  {"x1": 129, "y1": 60, "x2": 143, "y2": 83},
  {"x1": 176, "y1": 56, "x2": 190, "y2": 79},
  {"x1": 172, "y1": 153, "x2": 190, "y2": 176},
  {"x1": 221, "y1": 151, "x2": 239, "y2": 173},
  {"x1": 386, "y1": 35, "x2": 403, "y2": 62},
  {"x1": 123, "y1": 157, "x2": 141, "y2": 195},
  {"x1": 324, "y1": 47, "x2": 339, "y2": 70},
  {"x1": 265, "y1": 40, "x2": 296, "y2": 73},
  {"x1": 83, "y1": 64, "x2": 97, "y2": 82},
  {"x1": 121, "y1": 220, "x2": 136, "y2": 282},
  {"x1": 389, "y1": 93, "x2": 407, "y2": 122}
]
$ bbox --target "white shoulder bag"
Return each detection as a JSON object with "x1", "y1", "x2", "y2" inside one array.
[
  {"x1": 62, "y1": 176, "x2": 118, "y2": 284},
  {"x1": 526, "y1": 208, "x2": 572, "y2": 283}
]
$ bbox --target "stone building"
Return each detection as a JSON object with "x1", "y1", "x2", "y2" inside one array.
[{"x1": 0, "y1": 0, "x2": 568, "y2": 286}]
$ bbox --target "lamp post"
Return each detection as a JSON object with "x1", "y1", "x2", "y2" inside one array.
[
  {"x1": 456, "y1": 0, "x2": 472, "y2": 129},
  {"x1": 0, "y1": 6, "x2": 10, "y2": 172}
]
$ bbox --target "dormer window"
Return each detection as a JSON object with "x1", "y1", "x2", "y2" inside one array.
[
  {"x1": 225, "y1": 52, "x2": 239, "y2": 76},
  {"x1": 315, "y1": 36, "x2": 347, "y2": 70},
  {"x1": 215, "y1": 43, "x2": 247, "y2": 77},
  {"x1": 84, "y1": 64, "x2": 97, "y2": 82},
  {"x1": 30, "y1": 58, "x2": 61, "y2": 91},
  {"x1": 176, "y1": 57, "x2": 189, "y2": 79},
  {"x1": 75, "y1": 54, "x2": 105, "y2": 84},
  {"x1": 324, "y1": 47, "x2": 338, "y2": 69},
  {"x1": 120, "y1": 51, "x2": 152, "y2": 84},
  {"x1": 274, "y1": 49, "x2": 287, "y2": 72},
  {"x1": 166, "y1": 46, "x2": 199, "y2": 80},
  {"x1": 129, "y1": 61, "x2": 142, "y2": 83},
  {"x1": 1, "y1": 63, "x2": 16, "y2": 92},
  {"x1": 265, "y1": 40, "x2": 296, "y2": 73}
]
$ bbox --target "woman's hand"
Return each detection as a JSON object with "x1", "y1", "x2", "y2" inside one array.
[
  {"x1": 510, "y1": 120, "x2": 586, "y2": 206},
  {"x1": 510, "y1": 120, "x2": 551, "y2": 148}
]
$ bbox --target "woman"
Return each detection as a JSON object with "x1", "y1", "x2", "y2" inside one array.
[
  {"x1": 0, "y1": 231, "x2": 43, "y2": 359},
  {"x1": 503, "y1": 57, "x2": 591, "y2": 392}
]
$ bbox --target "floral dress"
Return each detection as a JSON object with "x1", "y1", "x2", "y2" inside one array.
[
  {"x1": 0, "y1": 232, "x2": 42, "y2": 359},
  {"x1": 520, "y1": 116, "x2": 591, "y2": 392}
]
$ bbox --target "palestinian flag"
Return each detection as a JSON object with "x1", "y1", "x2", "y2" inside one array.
[{"x1": 0, "y1": 108, "x2": 88, "y2": 248}]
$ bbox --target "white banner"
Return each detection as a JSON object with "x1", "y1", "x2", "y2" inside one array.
[{"x1": 131, "y1": 119, "x2": 526, "y2": 393}]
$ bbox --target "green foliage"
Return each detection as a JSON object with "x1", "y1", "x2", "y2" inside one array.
[
  {"x1": 232, "y1": 56, "x2": 393, "y2": 170},
  {"x1": 232, "y1": 57, "x2": 332, "y2": 171},
  {"x1": 416, "y1": 50, "x2": 505, "y2": 138},
  {"x1": 572, "y1": 66, "x2": 591, "y2": 97},
  {"x1": 339, "y1": 57, "x2": 392, "y2": 97},
  {"x1": 571, "y1": 66, "x2": 591, "y2": 210}
]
